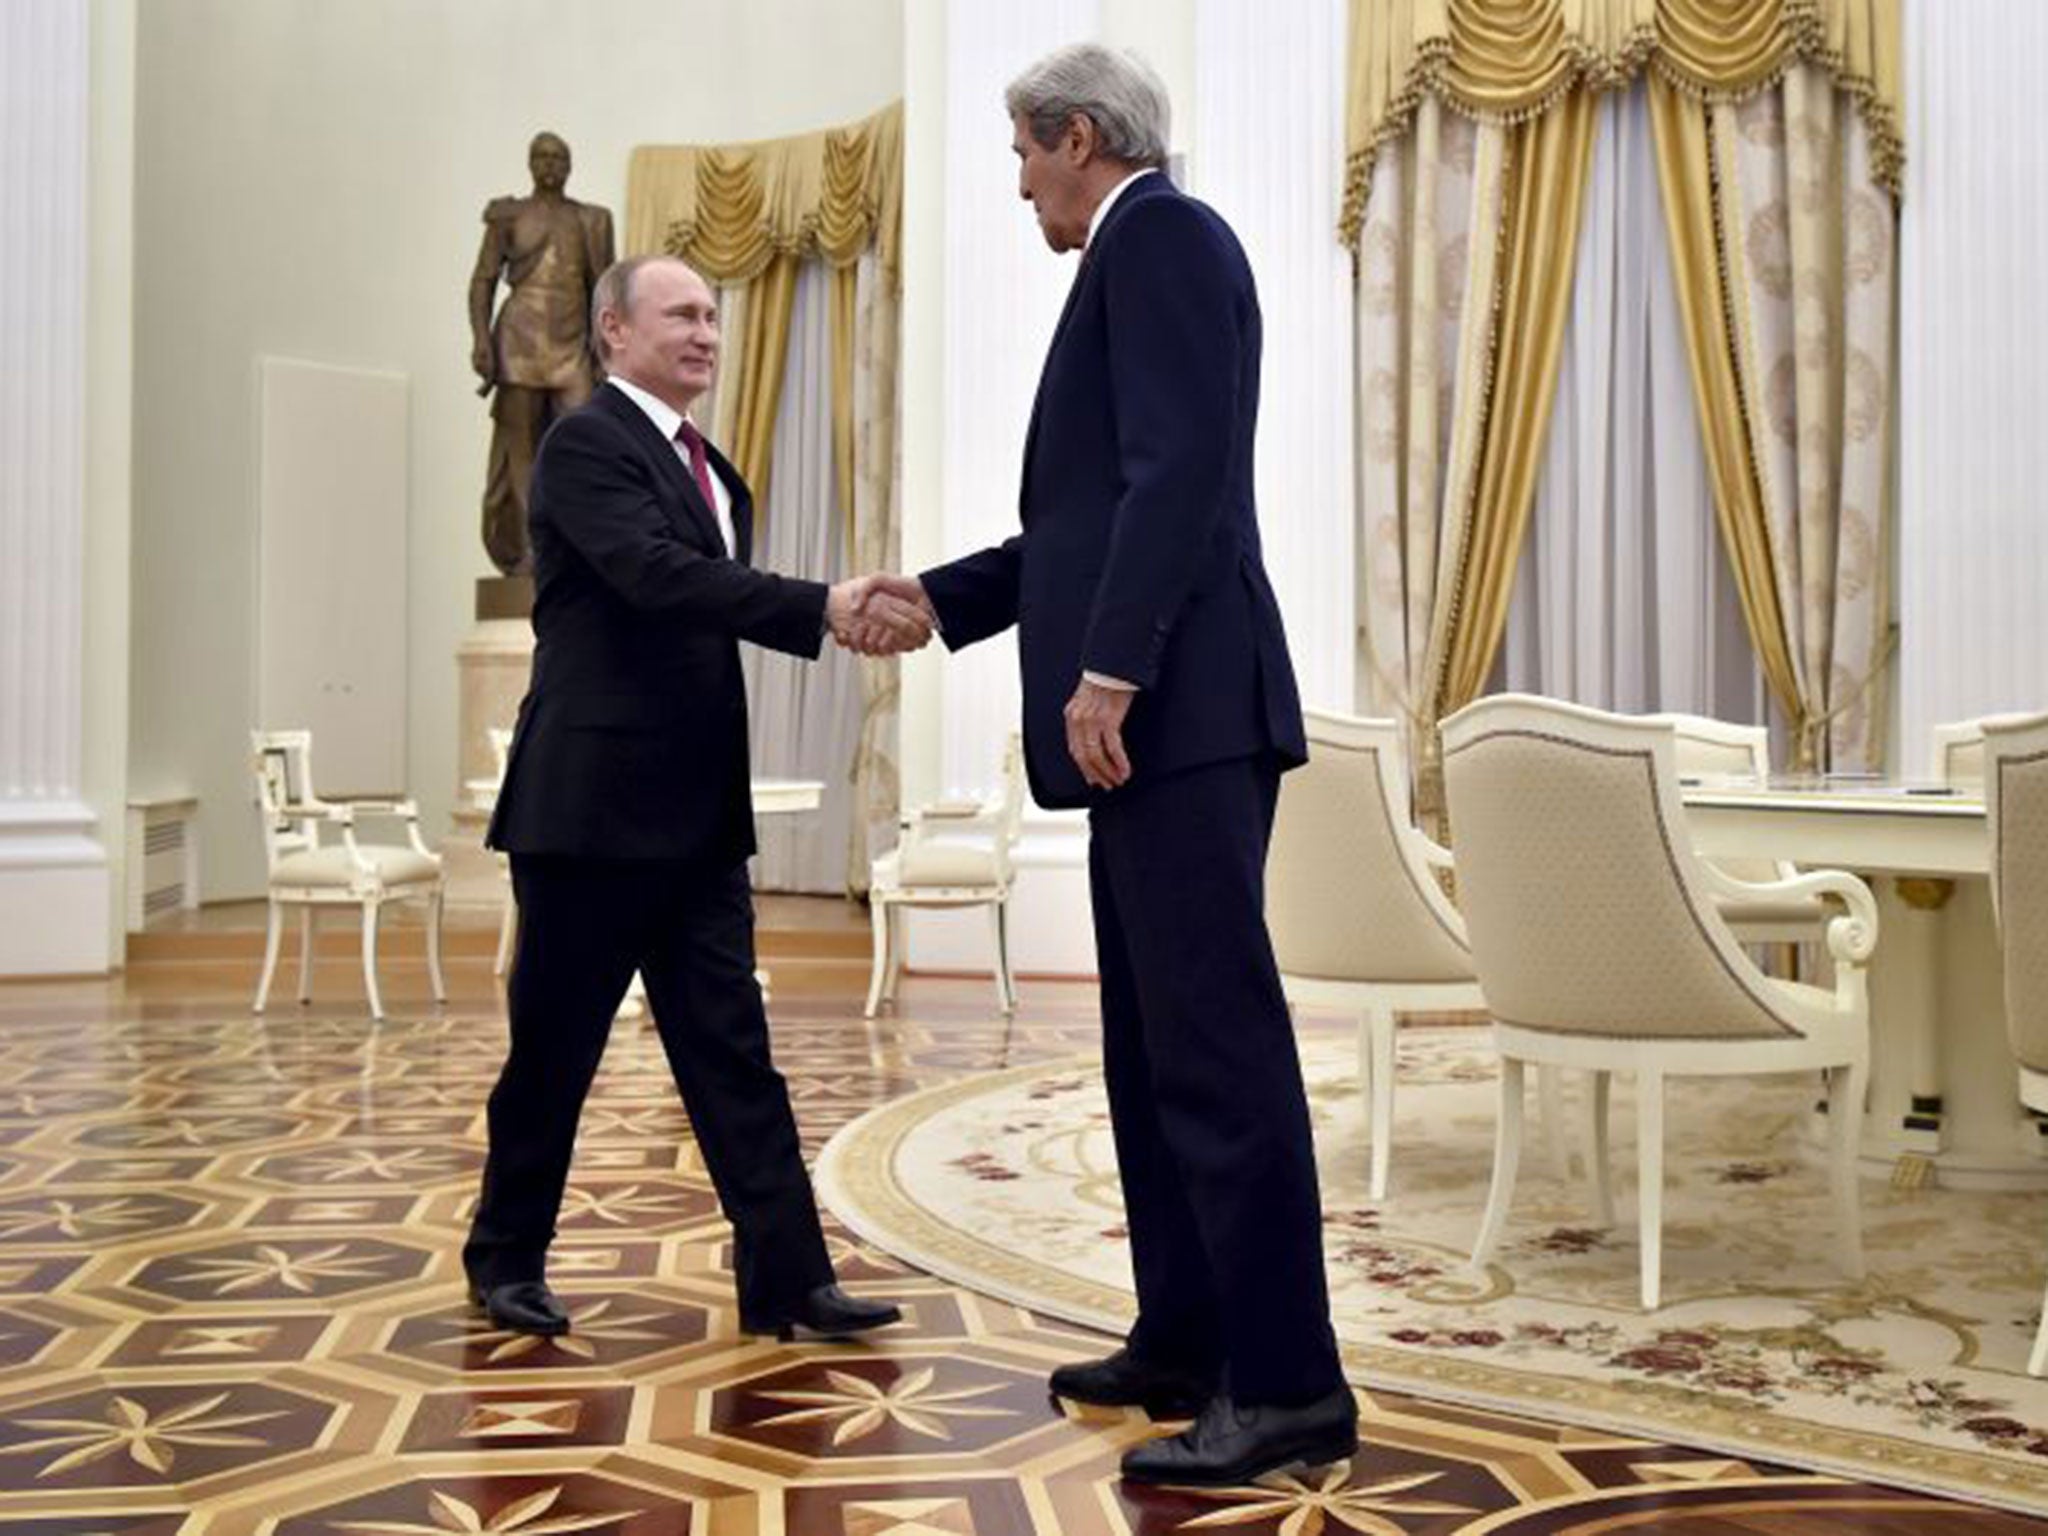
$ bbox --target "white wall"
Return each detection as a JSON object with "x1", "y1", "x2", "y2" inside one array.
[
  {"x1": 1896, "y1": 0, "x2": 2048, "y2": 768},
  {"x1": 130, "y1": 0, "x2": 903, "y2": 900}
]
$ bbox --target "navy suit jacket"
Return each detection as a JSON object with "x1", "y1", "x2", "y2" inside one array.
[
  {"x1": 488, "y1": 382, "x2": 828, "y2": 866},
  {"x1": 920, "y1": 173, "x2": 1306, "y2": 810}
]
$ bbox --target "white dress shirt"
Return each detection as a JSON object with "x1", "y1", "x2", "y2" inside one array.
[
  {"x1": 605, "y1": 375, "x2": 735, "y2": 557},
  {"x1": 1078, "y1": 167, "x2": 1160, "y2": 695}
]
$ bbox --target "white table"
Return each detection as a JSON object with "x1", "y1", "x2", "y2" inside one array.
[{"x1": 1682, "y1": 778, "x2": 2045, "y2": 1188}]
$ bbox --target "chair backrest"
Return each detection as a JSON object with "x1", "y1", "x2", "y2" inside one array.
[
  {"x1": 1984, "y1": 712, "x2": 2048, "y2": 1075},
  {"x1": 1652, "y1": 713, "x2": 1770, "y2": 781},
  {"x1": 1648, "y1": 712, "x2": 1788, "y2": 883},
  {"x1": 250, "y1": 729, "x2": 321, "y2": 872},
  {"x1": 487, "y1": 726, "x2": 513, "y2": 782},
  {"x1": 1440, "y1": 695, "x2": 1796, "y2": 1040},
  {"x1": 1934, "y1": 714, "x2": 2039, "y2": 788},
  {"x1": 1266, "y1": 710, "x2": 1471, "y2": 983}
]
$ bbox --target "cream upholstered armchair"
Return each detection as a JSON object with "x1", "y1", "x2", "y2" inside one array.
[
  {"x1": 1267, "y1": 710, "x2": 1484, "y2": 1200},
  {"x1": 866, "y1": 732, "x2": 1024, "y2": 1018},
  {"x1": 1934, "y1": 714, "x2": 2041, "y2": 788},
  {"x1": 1441, "y1": 695, "x2": 1877, "y2": 1310},
  {"x1": 1648, "y1": 713, "x2": 1830, "y2": 949},
  {"x1": 251, "y1": 729, "x2": 446, "y2": 1021},
  {"x1": 1982, "y1": 711, "x2": 2048, "y2": 1374}
]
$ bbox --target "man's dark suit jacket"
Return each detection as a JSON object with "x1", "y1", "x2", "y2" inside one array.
[
  {"x1": 488, "y1": 382, "x2": 828, "y2": 868},
  {"x1": 919, "y1": 173, "x2": 1306, "y2": 808}
]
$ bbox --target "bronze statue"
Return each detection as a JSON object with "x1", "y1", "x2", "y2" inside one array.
[{"x1": 469, "y1": 132, "x2": 615, "y2": 575}]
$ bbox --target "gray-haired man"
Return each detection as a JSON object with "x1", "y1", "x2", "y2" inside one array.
[{"x1": 874, "y1": 43, "x2": 1358, "y2": 1485}]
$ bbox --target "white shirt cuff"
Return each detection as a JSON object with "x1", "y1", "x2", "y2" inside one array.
[{"x1": 1082, "y1": 670, "x2": 1139, "y2": 692}]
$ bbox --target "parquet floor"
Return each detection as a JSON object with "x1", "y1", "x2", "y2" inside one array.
[{"x1": 0, "y1": 901, "x2": 2041, "y2": 1534}]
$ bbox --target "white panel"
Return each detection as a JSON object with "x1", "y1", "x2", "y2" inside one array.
[
  {"x1": 1, "y1": 0, "x2": 89, "y2": 802},
  {"x1": 258, "y1": 358, "x2": 409, "y2": 794},
  {"x1": 1192, "y1": 0, "x2": 1354, "y2": 712},
  {"x1": 0, "y1": 0, "x2": 108, "y2": 975},
  {"x1": 939, "y1": 0, "x2": 1101, "y2": 801},
  {"x1": 1898, "y1": 2, "x2": 2048, "y2": 773}
]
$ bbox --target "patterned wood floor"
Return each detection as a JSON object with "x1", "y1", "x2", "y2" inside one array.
[{"x1": 1, "y1": 914, "x2": 2043, "y2": 1535}]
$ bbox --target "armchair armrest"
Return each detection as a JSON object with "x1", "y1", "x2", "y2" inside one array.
[
  {"x1": 1694, "y1": 861, "x2": 1879, "y2": 964},
  {"x1": 334, "y1": 796, "x2": 419, "y2": 819},
  {"x1": 900, "y1": 799, "x2": 998, "y2": 844},
  {"x1": 1414, "y1": 833, "x2": 1455, "y2": 870}
]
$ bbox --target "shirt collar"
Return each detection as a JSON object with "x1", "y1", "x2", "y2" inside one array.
[
  {"x1": 1086, "y1": 166, "x2": 1161, "y2": 250},
  {"x1": 606, "y1": 374, "x2": 698, "y2": 443}
]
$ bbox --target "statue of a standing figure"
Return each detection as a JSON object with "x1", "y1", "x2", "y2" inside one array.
[{"x1": 470, "y1": 131, "x2": 615, "y2": 575}]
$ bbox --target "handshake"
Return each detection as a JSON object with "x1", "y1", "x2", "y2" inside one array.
[{"x1": 825, "y1": 573, "x2": 938, "y2": 657}]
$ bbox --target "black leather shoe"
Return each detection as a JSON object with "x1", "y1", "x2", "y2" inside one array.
[
  {"x1": 1048, "y1": 1347, "x2": 1217, "y2": 1419},
  {"x1": 741, "y1": 1284, "x2": 902, "y2": 1341},
  {"x1": 467, "y1": 1279, "x2": 571, "y2": 1337},
  {"x1": 1120, "y1": 1388, "x2": 1359, "y2": 1486}
]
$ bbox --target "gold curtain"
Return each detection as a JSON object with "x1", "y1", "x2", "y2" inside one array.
[
  {"x1": 1342, "y1": 0, "x2": 1901, "y2": 243},
  {"x1": 626, "y1": 101, "x2": 904, "y2": 523},
  {"x1": 721, "y1": 255, "x2": 799, "y2": 512},
  {"x1": 1434, "y1": 90, "x2": 1597, "y2": 716},
  {"x1": 625, "y1": 101, "x2": 903, "y2": 282},
  {"x1": 1713, "y1": 65, "x2": 1896, "y2": 768},
  {"x1": 1646, "y1": 74, "x2": 1805, "y2": 732}
]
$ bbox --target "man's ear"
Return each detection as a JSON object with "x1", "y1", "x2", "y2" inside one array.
[{"x1": 1064, "y1": 112, "x2": 1098, "y2": 165}]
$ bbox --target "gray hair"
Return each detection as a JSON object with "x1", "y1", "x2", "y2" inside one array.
[
  {"x1": 589, "y1": 254, "x2": 666, "y2": 363},
  {"x1": 1005, "y1": 43, "x2": 1170, "y2": 168}
]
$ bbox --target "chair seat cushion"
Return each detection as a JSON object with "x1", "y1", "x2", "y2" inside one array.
[
  {"x1": 889, "y1": 841, "x2": 1003, "y2": 888},
  {"x1": 272, "y1": 845, "x2": 439, "y2": 890}
]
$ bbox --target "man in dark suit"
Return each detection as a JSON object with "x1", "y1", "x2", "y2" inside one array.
[
  {"x1": 875, "y1": 44, "x2": 1356, "y2": 1486},
  {"x1": 465, "y1": 254, "x2": 919, "y2": 1342}
]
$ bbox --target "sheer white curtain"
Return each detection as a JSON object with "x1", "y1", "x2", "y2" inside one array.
[
  {"x1": 741, "y1": 263, "x2": 865, "y2": 892},
  {"x1": 1501, "y1": 81, "x2": 1762, "y2": 729}
]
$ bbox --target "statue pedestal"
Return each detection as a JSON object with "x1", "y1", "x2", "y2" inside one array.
[{"x1": 444, "y1": 590, "x2": 534, "y2": 911}]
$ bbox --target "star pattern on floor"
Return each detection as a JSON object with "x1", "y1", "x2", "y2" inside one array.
[{"x1": 1, "y1": 957, "x2": 2040, "y2": 1533}]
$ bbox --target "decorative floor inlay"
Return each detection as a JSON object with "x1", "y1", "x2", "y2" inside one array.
[{"x1": 1, "y1": 963, "x2": 2043, "y2": 1532}]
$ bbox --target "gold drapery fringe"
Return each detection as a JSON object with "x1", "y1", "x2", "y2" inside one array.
[
  {"x1": 1434, "y1": 90, "x2": 1597, "y2": 716},
  {"x1": 626, "y1": 100, "x2": 903, "y2": 283},
  {"x1": 1341, "y1": 0, "x2": 1900, "y2": 243}
]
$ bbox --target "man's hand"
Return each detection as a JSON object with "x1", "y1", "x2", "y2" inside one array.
[
  {"x1": 866, "y1": 572, "x2": 939, "y2": 632},
  {"x1": 1065, "y1": 678, "x2": 1135, "y2": 790},
  {"x1": 827, "y1": 575, "x2": 933, "y2": 656}
]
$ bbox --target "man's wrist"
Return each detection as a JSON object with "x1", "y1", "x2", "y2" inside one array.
[{"x1": 1082, "y1": 670, "x2": 1138, "y2": 692}]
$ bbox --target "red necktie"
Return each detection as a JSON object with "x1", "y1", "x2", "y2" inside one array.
[{"x1": 673, "y1": 419, "x2": 720, "y2": 515}]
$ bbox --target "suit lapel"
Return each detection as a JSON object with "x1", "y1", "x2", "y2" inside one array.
[
  {"x1": 1018, "y1": 175, "x2": 1176, "y2": 520},
  {"x1": 594, "y1": 384, "x2": 729, "y2": 556},
  {"x1": 705, "y1": 438, "x2": 754, "y2": 566}
]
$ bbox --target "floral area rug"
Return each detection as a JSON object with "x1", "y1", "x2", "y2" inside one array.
[{"x1": 816, "y1": 1025, "x2": 2048, "y2": 1516}]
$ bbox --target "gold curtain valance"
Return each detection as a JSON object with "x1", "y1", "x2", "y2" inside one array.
[
  {"x1": 1342, "y1": 0, "x2": 1900, "y2": 242},
  {"x1": 626, "y1": 100, "x2": 903, "y2": 283}
]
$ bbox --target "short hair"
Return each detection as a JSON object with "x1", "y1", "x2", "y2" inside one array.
[
  {"x1": 589, "y1": 255, "x2": 666, "y2": 363},
  {"x1": 529, "y1": 130, "x2": 569, "y2": 160},
  {"x1": 1005, "y1": 43, "x2": 1170, "y2": 168}
]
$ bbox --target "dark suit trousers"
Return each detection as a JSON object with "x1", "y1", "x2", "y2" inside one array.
[
  {"x1": 1088, "y1": 754, "x2": 1344, "y2": 1406},
  {"x1": 464, "y1": 855, "x2": 833, "y2": 1318}
]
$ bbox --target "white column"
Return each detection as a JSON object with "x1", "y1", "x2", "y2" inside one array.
[
  {"x1": 1192, "y1": 0, "x2": 1354, "y2": 712},
  {"x1": 0, "y1": 0, "x2": 110, "y2": 974},
  {"x1": 1897, "y1": 2, "x2": 2048, "y2": 771}
]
